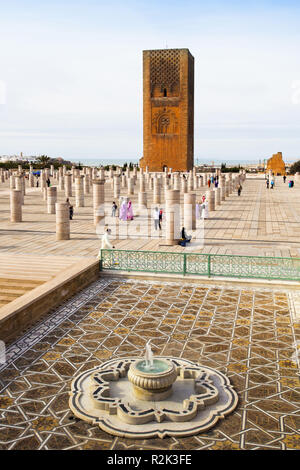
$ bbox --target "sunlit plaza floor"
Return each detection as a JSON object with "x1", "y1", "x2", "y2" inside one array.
[{"x1": 0, "y1": 277, "x2": 299, "y2": 450}]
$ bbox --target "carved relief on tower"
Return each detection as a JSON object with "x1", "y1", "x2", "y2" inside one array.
[{"x1": 151, "y1": 107, "x2": 179, "y2": 135}]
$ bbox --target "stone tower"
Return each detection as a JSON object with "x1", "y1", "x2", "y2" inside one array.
[{"x1": 140, "y1": 48, "x2": 194, "y2": 172}]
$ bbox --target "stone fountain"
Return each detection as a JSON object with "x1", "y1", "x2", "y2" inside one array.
[
  {"x1": 69, "y1": 342, "x2": 238, "y2": 438},
  {"x1": 128, "y1": 341, "x2": 177, "y2": 401}
]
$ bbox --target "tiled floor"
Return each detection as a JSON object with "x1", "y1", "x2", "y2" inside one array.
[{"x1": 0, "y1": 278, "x2": 299, "y2": 450}]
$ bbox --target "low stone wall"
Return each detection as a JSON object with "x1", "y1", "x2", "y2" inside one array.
[{"x1": 0, "y1": 259, "x2": 99, "y2": 344}]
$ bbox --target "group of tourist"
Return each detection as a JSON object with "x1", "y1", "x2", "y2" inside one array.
[
  {"x1": 207, "y1": 175, "x2": 219, "y2": 188},
  {"x1": 266, "y1": 177, "x2": 275, "y2": 189},
  {"x1": 196, "y1": 196, "x2": 209, "y2": 220},
  {"x1": 266, "y1": 174, "x2": 295, "y2": 189},
  {"x1": 119, "y1": 197, "x2": 134, "y2": 221}
]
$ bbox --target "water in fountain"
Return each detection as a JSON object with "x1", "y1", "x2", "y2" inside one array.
[{"x1": 135, "y1": 341, "x2": 170, "y2": 373}]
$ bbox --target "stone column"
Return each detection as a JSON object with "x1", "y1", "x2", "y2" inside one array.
[
  {"x1": 163, "y1": 173, "x2": 169, "y2": 189},
  {"x1": 56, "y1": 203, "x2": 70, "y2": 240},
  {"x1": 10, "y1": 189, "x2": 22, "y2": 222},
  {"x1": 65, "y1": 173, "x2": 72, "y2": 197},
  {"x1": 127, "y1": 177, "x2": 134, "y2": 196},
  {"x1": 92, "y1": 178, "x2": 105, "y2": 225},
  {"x1": 220, "y1": 176, "x2": 226, "y2": 201},
  {"x1": 173, "y1": 173, "x2": 180, "y2": 191},
  {"x1": 165, "y1": 190, "x2": 181, "y2": 245},
  {"x1": 225, "y1": 180, "x2": 230, "y2": 197},
  {"x1": 15, "y1": 175, "x2": 24, "y2": 204},
  {"x1": 206, "y1": 189, "x2": 215, "y2": 212},
  {"x1": 139, "y1": 174, "x2": 146, "y2": 192},
  {"x1": 113, "y1": 175, "x2": 120, "y2": 199},
  {"x1": 121, "y1": 174, "x2": 126, "y2": 188},
  {"x1": 215, "y1": 187, "x2": 221, "y2": 206},
  {"x1": 29, "y1": 172, "x2": 34, "y2": 188},
  {"x1": 153, "y1": 176, "x2": 161, "y2": 204},
  {"x1": 47, "y1": 186, "x2": 57, "y2": 214},
  {"x1": 58, "y1": 167, "x2": 64, "y2": 190},
  {"x1": 75, "y1": 175, "x2": 84, "y2": 207},
  {"x1": 149, "y1": 176, "x2": 154, "y2": 191},
  {"x1": 187, "y1": 175, "x2": 194, "y2": 192},
  {"x1": 181, "y1": 177, "x2": 187, "y2": 193},
  {"x1": 10, "y1": 175, "x2": 15, "y2": 189},
  {"x1": 21, "y1": 174, "x2": 26, "y2": 196},
  {"x1": 184, "y1": 193, "x2": 196, "y2": 231},
  {"x1": 40, "y1": 170, "x2": 46, "y2": 190},
  {"x1": 84, "y1": 174, "x2": 90, "y2": 195},
  {"x1": 138, "y1": 191, "x2": 147, "y2": 210}
]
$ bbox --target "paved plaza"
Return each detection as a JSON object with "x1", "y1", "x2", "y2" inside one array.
[
  {"x1": 0, "y1": 277, "x2": 299, "y2": 450},
  {"x1": 0, "y1": 175, "x2": 300, "y2": 263}
]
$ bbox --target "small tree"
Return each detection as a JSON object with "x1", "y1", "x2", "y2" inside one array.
[
  {"x1": 36, "y1": 155, "x2": 50, "y2": 166},
  {"x1": 289, "y1": 160, "x2": 300, "y2": 175}
]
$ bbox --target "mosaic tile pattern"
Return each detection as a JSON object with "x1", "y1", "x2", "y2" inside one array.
[{"x1": 0, "y1": 278, "x2": 299, "y2": 450}]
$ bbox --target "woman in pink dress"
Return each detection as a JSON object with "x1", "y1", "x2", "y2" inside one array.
[
  {"x1": 127, "y1": 200, "x2": 134, "y2": 220},
  {"x1": 119, "y1": 198, "x2": 127, "y2": 221}
]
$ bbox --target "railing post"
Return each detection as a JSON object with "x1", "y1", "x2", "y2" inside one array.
[
  {"x1": 183, "y1": 253, "x2": 187, "y2": 276},
  {"x1": 99, "y1": 249, "x2": 103, "y2": 271},
  {"x1": 208, "y1": 254, "x2": 211, "y2": 277}
]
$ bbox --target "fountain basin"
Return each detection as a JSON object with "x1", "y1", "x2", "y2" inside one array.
[{"x1": 128, "y1": 358, "x2": 177, "y2": 401}]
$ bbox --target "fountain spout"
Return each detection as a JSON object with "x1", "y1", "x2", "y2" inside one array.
[{"x1": 145, "y1": 341, "x2": 154, "y2": 369}]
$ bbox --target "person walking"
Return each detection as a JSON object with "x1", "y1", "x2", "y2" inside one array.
[
  {"x1": 127, "y1": 200, "x2": 134, "y2": 220},
  {"x1": 158, "y1": 208, "x2": 163, "y2": 230},
  {"x1": 111, "y1": 201, "x2": 117, "y2": 217},
  {"x1": 237, "y1": 184, "x2": 242, "y2": 196},
  {"x1": 283, "y1": 175, "x2": 286, "y2": 183},
  {"x1": 270, "y1": 179, "x2": 274, "y2": 189},
  {"x1": 201, "y1": 198, "x2": 209, "y2": 219},
  {"x1": 119, "y1": 198, "x2": 127, "y2": 221},
  {"x1": 153, "y1": 207, "x2": 160, "y2": 231},
  {"x1": 46, "y1": 178, "x2": 51, "y2": 187},
  {"x1": 97, "y1": 227, "x2": 116, "y2": 261},
  {"x1": 266, "y1": 179, "x2": 269, "y2": 189}
]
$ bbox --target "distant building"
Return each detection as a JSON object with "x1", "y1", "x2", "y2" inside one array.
[{"x1": 266, "y1": 152, "x2": 286, "y2": 175}]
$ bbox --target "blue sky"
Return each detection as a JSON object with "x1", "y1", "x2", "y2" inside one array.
[{"x1": 0, "y1": 0, "x2": 300, "y2": 162}]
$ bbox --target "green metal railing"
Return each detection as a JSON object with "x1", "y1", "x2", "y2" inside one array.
[{"x1": 99, "y1": 249, "x2": 300, "y2": 281}]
